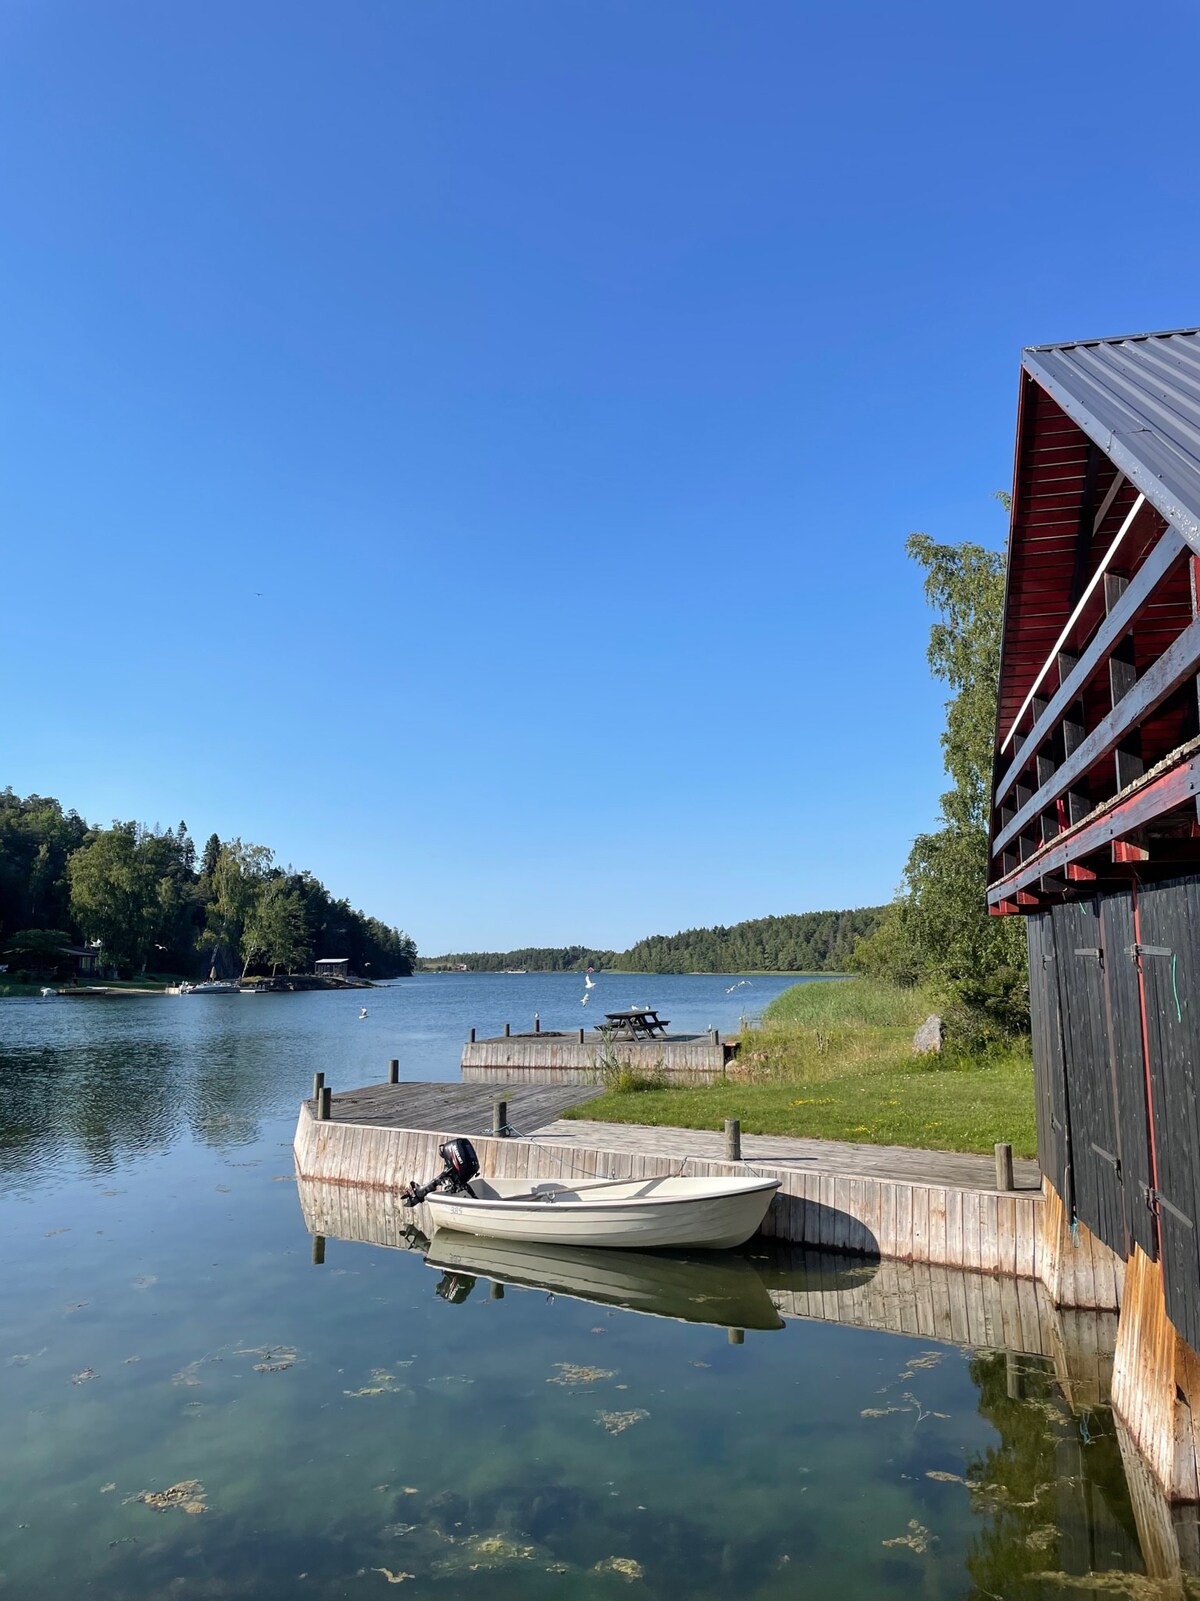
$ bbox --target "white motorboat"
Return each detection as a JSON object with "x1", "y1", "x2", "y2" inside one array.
[
  {"x1": 186, "y1": 980, "x2": 239, "y2": 995},
  {"x1": 408, "y1": 1139, "x2": 779, "y2": 1250}
]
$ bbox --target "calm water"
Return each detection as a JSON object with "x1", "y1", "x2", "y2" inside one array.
[{"x1": 0, "y1": 974, "x2": 1159, "y2": 1598}]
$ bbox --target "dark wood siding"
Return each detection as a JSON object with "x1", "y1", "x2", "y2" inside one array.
[
  {"x1": 1054, "y1": 897, "x2": 1125, "y2": 1255},
  {"x1": 1137, "y1": 877, "x2": 1200, "y2": 1353},
  {"x1": 1027, "y1": 912, "x2": 1071, "y2": 1204},
  {"x1": 1098, "y1": 891, "x2": 1156, "y2": 1260}
]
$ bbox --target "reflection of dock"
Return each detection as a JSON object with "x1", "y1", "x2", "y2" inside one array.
[
  {"x1": 296, "y1": 1173, "x2": 1113, "y2": 1385},
  {"x1": 461, "y1": 1028, "x2": 733, "y2": 1085}
]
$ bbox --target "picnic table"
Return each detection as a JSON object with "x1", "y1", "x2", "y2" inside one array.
[{"x1": 602, "y1": 1008, "x2": 670, "y2": 1040}]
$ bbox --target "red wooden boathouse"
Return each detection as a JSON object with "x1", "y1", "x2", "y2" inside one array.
[{"x1": 989, "y1": 326, "x2": 1200, "y2": 1500}]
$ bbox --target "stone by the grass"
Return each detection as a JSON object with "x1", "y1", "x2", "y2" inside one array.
[{"x1": 912, "y1": 1015, "x2": 944, "y2": 1055}]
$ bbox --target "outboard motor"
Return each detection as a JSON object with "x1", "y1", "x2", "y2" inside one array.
[{"x1": 402, "y1": 1137, "x2": 480, "y2": 1207}]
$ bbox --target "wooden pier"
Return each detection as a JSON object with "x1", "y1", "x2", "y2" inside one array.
[
  {"x1": 289, "y1": 1075, "x2": 1128, "y2": 1302},
  {"x1": 460, "y1": 1028, "x2": 733, "y2": 1085}
]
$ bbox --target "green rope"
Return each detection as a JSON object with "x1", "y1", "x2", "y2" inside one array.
[{"x1": 1172, "y1": 952, "x2": 1183, "y2": 1023}]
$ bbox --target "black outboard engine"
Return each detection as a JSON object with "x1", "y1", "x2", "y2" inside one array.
[{"x1": 402, "y1": 1137, "x2": 481, "y2": 1207}]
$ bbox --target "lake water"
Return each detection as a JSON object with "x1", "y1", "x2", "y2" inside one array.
[{"x1": 0, "y1": 973, "x2": 1163, "y2": 1598}]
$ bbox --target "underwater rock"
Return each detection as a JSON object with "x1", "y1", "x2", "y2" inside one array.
[
  {"x1": 882, "y1": 1520, "x2": 937, "y2": 1553},
  {"x1": 596, "y1": 1410, "x2": 649, "y2": 1435},
  {"x1": 71, "y1": 1368, "x2": 96, "y2": 1384},
  {"x1": 593, "y1": 1557, "x2": 644, "y2": 1581},
  {"x1": 129, "y1": 1479, "x2": 207, "y2": 1515},
  {"x1": 425, "y1": 1490, "x2": 468, "y2": 1533},
  {"x1": 547, "y1": 1364, "x2": 615, "y2": 1388}
]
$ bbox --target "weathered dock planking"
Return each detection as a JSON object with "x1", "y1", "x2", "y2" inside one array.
[{"x1": 461, "y1": 1030, "x2": 731, "y2": 1085}]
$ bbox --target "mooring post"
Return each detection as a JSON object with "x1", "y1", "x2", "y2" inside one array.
[
  {"x1": 312, "y1": 1071, "x2": 325, "y2": 1104},
  {"x1": 578, "y1": 1027, "x2": 585, "y2": 1043},
  {"x1": 312, "y1": 1234, "x2": 326, "y2": 1266},
  {"x1": 492, "y1": 1098, "x2": 508, "y2": 1137},
  {"x1": 469, "y1": 1027, "x2": 476, "y2": 1044},
  {"x1": 725, "y1": 1118, "x2": 742, "y2": 1162},
  {"x1": 534, "y1": 1013, "x2": 541, "y2": 1034},
  {"x1": 994, "y1": 1142, "x2": 1015, "y2": 1192},
  {"x1": 388, "y1": 1058, "x2": 399, "y2": 1085},
  {"x1": 318, "y1": 1085, "x2": 332, "y2": 1121},
  {"x1": 710, "y1": 1028, "x2": 720, "y2": 1045},
  {"x1": 728, "y1": 1327, "x2": 745, "y2": 1345},
  {"x1": 504, "y1": 1022, "x2": 511, "y2": 1038}
]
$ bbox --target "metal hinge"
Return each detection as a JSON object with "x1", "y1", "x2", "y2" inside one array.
[
  {"x1": 1074, "y1": 947, "x2": 1103, "y2": 961},
  {"x1": 1092, "y1": 1142, "x2": 1121, "y2": 1179},
  {"x1": 1141, "y1": 1184, "x2": 1194, "y2": 1228},
  {"x1": 1126, "y1": 944, "x2": 1172, "y2": 958}
]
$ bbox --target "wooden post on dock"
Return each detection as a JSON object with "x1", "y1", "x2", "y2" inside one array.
[
  {"x1": 492, "y1": 1098, "x2": 508, "y2": 1137},
  {"x1": 728, "y1": 1327, "x2": 744, "y2": 1345},
  {"x1": 534, "y1": 1013, "x2": 541, "y2": 1034},
  {"x1": 578, "y1": 1027, "x2": 585, "y2": 1043},
  {"x1": 504, "y1": 1022, "x2": 511, "y2": 1038},
  {"x1": 994, "y1": 1142, "x2": 1014, "y2": 1191},
  {"x1": 312, "y1": 1234, "x2": 326, "y2": 1266},
  {"x1": 388, "y1": 1058, "x2": 399, "y2": 1085},
  {"x1": 312, "y1": 1072, "x2": 324, "y2": 1103},
  {"x1": 725, "y1": 1119, "x2": 742, "y2": 1161},
  {"x1": 318, "y1": 1085, "x2": 332, "y2": 1121},
  {"x1": 469, "y1": 1027, "x2": 476, "y2": 1043},
  {"x1": 710, "y1": 1028, "x2": 720, "y2": 1045}
]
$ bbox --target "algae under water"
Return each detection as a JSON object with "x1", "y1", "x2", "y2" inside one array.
[{"x1": 0, "y1": 976, "x2": 1181, "y2": 1598}]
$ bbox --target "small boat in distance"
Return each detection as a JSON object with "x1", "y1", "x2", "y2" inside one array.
[
  {"x1": 186, "y1": 980, "x2": 239, "y2": 995},
  {"x1": 499, "y1": 968, "x2": 528, "y2": 975}
]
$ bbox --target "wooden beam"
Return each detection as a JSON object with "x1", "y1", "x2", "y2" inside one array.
[
  {"x1": 999, "y1": 491, "x2": 1146, "y2": 752},
  {"x1": 1066, "y1": 863, "x2": 1098, "y2": 882},
  {"x1": 995, "y1": 524, "x2": 1185, "y2": 804},
  {"x1": 993, "y1": 615, "x2": 1200, "y2": 856},
  {"x1": 1113, "y1": 840, "x2": 1150, "y2": 863},
  {"x1": 988, "y1": 755, "x2": 1200, "y2": 905},
  {"x1": 1068, "y1": 441, "x2": 1101, "y2": 607}
]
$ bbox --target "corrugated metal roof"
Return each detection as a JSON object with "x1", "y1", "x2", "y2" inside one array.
[{"x1": 1023, "y1": 328, "x2": 1200, "y2": 552}]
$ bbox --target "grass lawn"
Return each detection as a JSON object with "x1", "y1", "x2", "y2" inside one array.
[{"x1": 567, "y1": 977, "x2": 1037, "y2": 1158}]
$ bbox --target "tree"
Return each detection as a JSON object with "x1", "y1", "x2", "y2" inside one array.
[
  {"x1": 68, "y1": 824, "x2": 160, "y2": 972},
  {"x1": 241, "y1": 877, "x2": 311, "y2": 975},
  {"x1": 856, "y1": 504, "x2": 1028, "y2": 1040},
  {"x1": 200, "y1": 841, "x2": 272, "y2": 976}
]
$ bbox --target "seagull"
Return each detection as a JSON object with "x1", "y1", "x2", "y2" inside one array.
[
  {"x1": 359, "y1": 1007, "x2": 368, "y2": 1019},
  {"x1": 580, "y1": 992, "x2": 590, "y2": 1007}
]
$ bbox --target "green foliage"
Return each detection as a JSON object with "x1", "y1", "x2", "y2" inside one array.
[
  {"x1": 855, "y1": 509, "x2": 1028, "y2": 1040},
  {"x1": 617, "y1": 908, "x2": 884, "y2": 974},
  {"x1": 577, "y1": 977, "x2": 1035, "y2": 1154},
  {"x1": 0, "y1": 788, "x2": 417, "y2": 980},
  {"x1": 240, "y1": 876, "x2": 312, "y2": 976},
  {"x1": 762, "y1": 977, "x2": 928, "y2": 1029},
  {"x1": 423, "y1": 945, "x2": 613, "y2": 972}
]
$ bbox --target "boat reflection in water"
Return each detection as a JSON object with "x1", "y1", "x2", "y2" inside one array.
[
  {"x1": 296, "y1": 1174, "x2": 881, "y2": 1334},
  {"x1": 425, "y1": 1233, "x2": 787, "y2": 1330}
]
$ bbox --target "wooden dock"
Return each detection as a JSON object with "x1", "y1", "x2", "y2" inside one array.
[
  {"x1": 289, "y1": 1076, "x2": 1127, "y2": 1302},
  {"x1": 460, "y1": 1029, "x2": 732, "y2": 1085}
]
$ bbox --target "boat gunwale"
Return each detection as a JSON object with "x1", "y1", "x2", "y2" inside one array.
[{"x1": 425, "y1": 1176, "x2": 781, "y2": 1214}]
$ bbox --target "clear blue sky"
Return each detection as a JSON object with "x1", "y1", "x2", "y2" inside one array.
[{"x1": 3, "y1": 2, "x2": 1198, "y2": 953}]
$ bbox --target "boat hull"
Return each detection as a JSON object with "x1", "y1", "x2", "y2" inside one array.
[{"x1": 424, "y1": 1175, "x2": 779, "y2": 1251}]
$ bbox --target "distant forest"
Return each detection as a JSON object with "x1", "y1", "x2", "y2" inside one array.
[
  {"x1": 425, "y1": 908, "x2": 885, "y2": 975},
  {"x1": 0, "y1": 789, "x2": 416, "y2": 981}
]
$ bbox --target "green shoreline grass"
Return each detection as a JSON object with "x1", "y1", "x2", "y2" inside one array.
[{"x1": 566, "y1": 977, "x2": 1036, "y2": 1158}]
